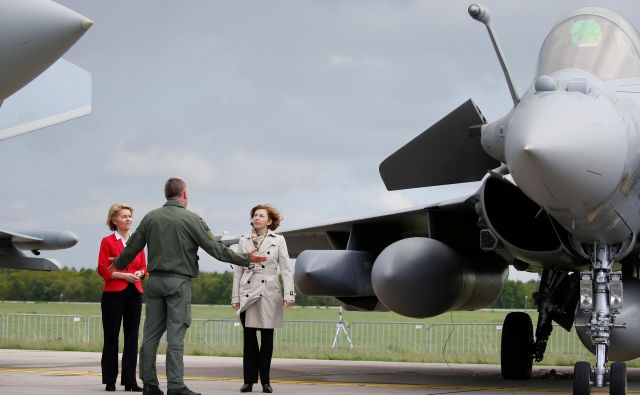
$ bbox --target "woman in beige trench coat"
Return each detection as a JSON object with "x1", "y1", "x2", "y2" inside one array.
[{"x1": 232, "y1": 204, "x2": 295, "y2": 393}]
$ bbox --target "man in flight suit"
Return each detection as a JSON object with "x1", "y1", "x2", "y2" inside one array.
[{"x1": 111, "y1": 177, "x2": 267, "y2": 395}]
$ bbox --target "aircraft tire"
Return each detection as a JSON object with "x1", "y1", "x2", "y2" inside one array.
[
  {"x1": 610, "y1": 361, "x2": 626, "y2": 395},
  {"x1": 500, "y1": 311, "x2": 533, "y2": 379},
  {"x1": 573, "y1": 361, "x2": 591, "y2": 395}
]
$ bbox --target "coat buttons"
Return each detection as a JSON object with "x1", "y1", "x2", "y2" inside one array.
[
  {"x1": 261, "y1": 280, "x2": 265, "y2": 283},
  {"x1": 267, "y1": 251, "x2": 270, "y2": 254},
  {"x1": 245, "y1": 294, "x2": 249, "y2": 297},
  {"x1": 262, "y1": 264, "x2": 265, "y2": 268},
  {"x1": 247, "y1": 280, "x2": 250, "y2": 284}
]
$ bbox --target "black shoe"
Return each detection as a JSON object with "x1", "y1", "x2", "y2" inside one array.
[
  {"x1": 262, "y1": 384, "x2": 273, "y2": 393},
  {"x1": 167, "y1": 387, "x2": 201, "y2": 395},
  {"x1": 240, "y1": 383, "x2": 253, "y2": 393},
  {"x1": 143, "y1": 384, "x2": 164, "y2": 395},
  {"x1": 106, "y1": 384, "x2": 116, "y2": 392},
  {"x1": 125, "y1": 383, "x2": 143, "y2": 392}
]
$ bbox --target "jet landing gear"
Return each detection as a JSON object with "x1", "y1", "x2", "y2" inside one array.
[
  {"x1": 573, "y1": 243, "x2": 627, "y2": 395},
  {"x1": 500, "y1": 268, "x2": 579, "y2": 381}
]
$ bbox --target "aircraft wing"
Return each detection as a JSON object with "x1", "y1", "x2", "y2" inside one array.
[
  {"x1": 0, "y1": 229, "x2": 42, "y2": 243},
  {"x1": 279, "y1": 188, "x2": 511, "y2": 314},
  {"x1": 282, "y1": 190, "x2": 480, "y2": 258}
]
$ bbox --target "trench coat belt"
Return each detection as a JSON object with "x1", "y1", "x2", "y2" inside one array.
[{"x1": 243, "y1": 267, "x2": 277, "y2": 274}]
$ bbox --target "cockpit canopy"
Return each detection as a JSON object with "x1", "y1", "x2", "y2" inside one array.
[{"x1": 537, "y1": 7, "x2": 640, "y2": 80}]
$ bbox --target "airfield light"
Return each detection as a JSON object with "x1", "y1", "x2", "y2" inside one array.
[{"x1": 571, "y1": 20, "x2": 602, "y2": 47}]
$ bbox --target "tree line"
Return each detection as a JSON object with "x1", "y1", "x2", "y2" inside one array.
[{"x1": 0, "y1": 268, "x2": 538, "y2": 309}]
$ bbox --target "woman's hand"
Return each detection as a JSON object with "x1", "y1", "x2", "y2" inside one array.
[
  {"x1": 123, "y1": 273, "x2": 138, "y2": 283},
  {"x1": 284, "y1": 300, "x2": 294, "y2": 308},
  {"x1": 231, "y1": 303, "x2": 240, "y2": 310}
]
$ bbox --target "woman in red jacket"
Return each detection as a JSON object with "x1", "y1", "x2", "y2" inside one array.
[{"x1": 97, "y1": 203, "x2": 147, "y2": 392}]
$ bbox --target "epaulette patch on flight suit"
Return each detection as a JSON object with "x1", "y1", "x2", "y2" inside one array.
[
  {"x1": 200, "y1": 218, "x2": 215, "y2": 240},
  {"x1": 199, "y1": 218, "x2": 210, "y2": 231}
]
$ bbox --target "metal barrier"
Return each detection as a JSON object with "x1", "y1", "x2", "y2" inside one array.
[
  {"x1": 5, "y1": 313, "x2": 87, "y2": 343},
  {"x1": 0, "y1": 313, "x2": 592, "y2": 357}
]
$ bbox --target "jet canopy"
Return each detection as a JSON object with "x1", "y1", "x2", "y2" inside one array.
[{"x1": 537, "y1": 7, "x2": 640, "y2": 80}]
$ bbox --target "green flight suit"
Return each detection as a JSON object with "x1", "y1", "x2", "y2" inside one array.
[{"x1": 113, "y1": 199, "x2": 250, "y2": 389}]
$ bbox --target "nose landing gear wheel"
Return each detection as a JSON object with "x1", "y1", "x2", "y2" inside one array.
[
  {"x1": 573, "y1": 361, "x2": 591, "y2": 395},
  {"x1": 610, "y1": 361, "x2": 627, "y2": 395}
]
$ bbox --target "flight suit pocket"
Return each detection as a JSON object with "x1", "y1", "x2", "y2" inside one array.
[{"x1": 175, "y1": 278, "x2": 192, "y2": 328}]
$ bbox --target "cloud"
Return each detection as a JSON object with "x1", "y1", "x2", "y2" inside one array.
[
  {"x1": 329, "y1": 54, "x2": 353, "y2": 66},
  {"x1": 0, "y1": 200, "x2": 38, "y2": 229},
  {"x1": 106, "y1": 149, "x2": 220, "y2": 188},
  {"x1": 359, "y1": 189, "x2": 414, "y2": 211},
  {"x1": 328, "y1": 53, "x2": 391, "y2": 69}
]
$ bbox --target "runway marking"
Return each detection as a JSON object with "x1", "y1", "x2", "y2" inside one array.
[{"x1": 0, "y1": 367, "x2": 638, "y2": 393}]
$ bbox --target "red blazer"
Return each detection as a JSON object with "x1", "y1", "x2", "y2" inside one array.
[{"x1": 97, "y1": 234, "x2": 146, "y2": 293}]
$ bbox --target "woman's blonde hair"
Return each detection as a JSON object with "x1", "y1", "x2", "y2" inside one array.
[
  {"x1": 250, "y1": 204, "x2": 281, "y2": 230},
  {"x1": 106, "y1": 203, "x2": 134, "y2": 231}
]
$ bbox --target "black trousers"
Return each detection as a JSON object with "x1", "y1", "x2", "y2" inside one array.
[
  {"x1": 101, "y1": 284, "x2": 142, "y2": 386},
  {"x1": 240, "y1": 312, "x2": 274, "y2": 384}
]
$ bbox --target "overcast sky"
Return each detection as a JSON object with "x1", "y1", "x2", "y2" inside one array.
[{"x1": 1, "y1": 0, "x2": 638, "y2": 280}]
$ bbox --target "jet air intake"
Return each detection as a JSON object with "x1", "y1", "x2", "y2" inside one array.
[{"x1": 371, "y1": 237, "x2": 507, "y2": 318}]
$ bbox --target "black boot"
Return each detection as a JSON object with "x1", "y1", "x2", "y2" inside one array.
[
  {"x1": 240, "y1": 383, "x2": 253, "y2": 392},
  {"x1": 143, "y1": 384, "x2": 164, "y2": 395},
  {"x1": 262, "y1": 384, "x2": 273, "y2": 393}
]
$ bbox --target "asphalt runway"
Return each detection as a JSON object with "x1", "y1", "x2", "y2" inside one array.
[{"x1": 0, "y1": 349, "x2": 638, "y2": 394}]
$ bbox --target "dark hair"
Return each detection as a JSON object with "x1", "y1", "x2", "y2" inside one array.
[
  {"x1": 250, "y1": 204, "x2": 281, "y2": 230},
  {"x1": 165, "y1": 177, "x2": 187, "y2": 199}
]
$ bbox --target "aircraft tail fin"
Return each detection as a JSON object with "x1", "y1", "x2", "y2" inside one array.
[
  {"x1": 379, "y1": 99, "x2": 498, "y2": 190},
  {"x1": 0, "y1": 58, "x2": 91, "y2": 142}
]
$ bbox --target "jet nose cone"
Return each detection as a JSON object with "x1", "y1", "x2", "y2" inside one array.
[
  {"x1": 58, "y1": 230, "x2": 79, "y2": 249},
  {"x1": 505, "y1": 92, "x2": 626, "y2": 210},
  {"x1": 82, "y1": 18, "x2": 94, "y2": 30}
]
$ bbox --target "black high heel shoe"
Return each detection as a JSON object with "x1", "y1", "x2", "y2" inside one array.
[
  {"x1": 240, "y1": 383, "x2": 253, "y2": 392},
  {"x1": 262, "y1": 384, "x2": 273, "y2": 393},
  {"x1": 125, "y1": 383, "x2": 143, "y2": 392}
]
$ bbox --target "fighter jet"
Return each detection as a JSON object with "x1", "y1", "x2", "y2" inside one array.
[
  {"x1": 0, "y1": 0, "x2": 92, "y2": 270},
  {"x1": 285, "y1": 5, "x2": 640, "y2": 394}
]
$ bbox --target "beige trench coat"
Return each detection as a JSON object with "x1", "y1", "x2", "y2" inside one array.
[{"x1": 231, "y1": 230, "x2": 295, "y2": 328}]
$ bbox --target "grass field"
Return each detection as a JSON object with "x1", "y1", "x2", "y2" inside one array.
[{"x1": 0, "y1": 301, "x2": 629, "y2": 367}]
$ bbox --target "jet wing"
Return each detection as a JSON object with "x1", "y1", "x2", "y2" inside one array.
[
  {"x1": 0, "y1": 229, "x2": 42, "y2": 243},
  {"x1": 282, "y1": 190, "x2": 481, "y2": 258}
]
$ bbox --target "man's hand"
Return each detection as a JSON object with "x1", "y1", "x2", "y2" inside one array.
[
  {"x1": 108, "y1": 257, "x2": 117, "y2": 272},
  {"x1": 231, "y1": 303, "x2": 240, "y2": 310},
  {"x1": 284, "y1": 300, "x2": 294, "y2": 308},
  {"x1": 247, "y1": 249, "x2": 267, "y2": 263}
]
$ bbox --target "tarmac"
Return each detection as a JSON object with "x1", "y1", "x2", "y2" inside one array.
[{"x1": 0, "y1": 349, "x2": 638, "y2": 394}]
